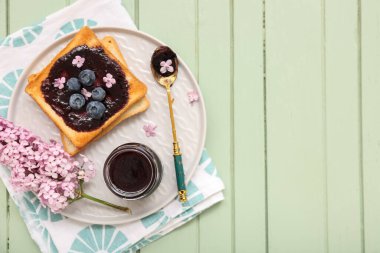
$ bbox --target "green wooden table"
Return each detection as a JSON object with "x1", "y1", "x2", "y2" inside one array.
[{"x1": 1, "y1": 0, "x2": 380, "y2": 252}]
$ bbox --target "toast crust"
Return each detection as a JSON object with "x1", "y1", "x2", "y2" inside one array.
[
  {"x1": 25, "y1": 27, "x2": 147, "y2": 148},
  {"x1": 101, "y1": 36, "x2": 128, "y2": 66}
]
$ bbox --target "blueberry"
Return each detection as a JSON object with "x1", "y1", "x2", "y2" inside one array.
[
  {"x1": 78, "y1": 69, "x2": 95, "y2": 86},
  {"x1": 69, "y1": 94, "x2": 85, "y2": 110},
  {"x1": 67, "y1": 77, "x2": 81, "y2": 91},
  {"x1": 91, "y1": 87, "x2": 106, "y2": 101},
  {"x1": 86, "y1": 101, "x2": 106, "y2": 119}
]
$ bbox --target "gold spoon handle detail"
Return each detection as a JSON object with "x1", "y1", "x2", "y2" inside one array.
[{"x1": 166, "y1": 85, "x2": 187, "y2": 202}]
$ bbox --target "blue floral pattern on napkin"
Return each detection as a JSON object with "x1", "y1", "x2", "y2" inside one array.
[
  {"x1": 69, "y1": 225, "x2": 129, "y2": 253},
  {"x1": 0, "y1": 69, "x2": 23, "y2": 118},
  {"x1": 0, "y1": 24, "x2": 43, "y2": 47},
  {"x1": 55, "y1": 18, "x2": 97, "y2": 39}
]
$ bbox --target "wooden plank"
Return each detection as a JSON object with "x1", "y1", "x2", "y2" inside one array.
[
  {"x1": 139, "y1": 1, "x2": 199, "y2": 252},
  {"x1": 139, "y1": 0, "x2": 196, "y2": 73},
  {"x1": 198, "y1": 0, "x2": 233, "y2": 252},
  {"x1": 265, "y1": 1, "x2": 327, "y2": 252},
  {"x1": 361, "y1": 0, "x2": 380, "y2": 252},
  {"x1": 233, "y1": 0, "x2": 266, "y2": 252},
  {"x1": 8, "y1": 202, "x2": 39, "y2": 253},
  {"x1": 0, "y1": 183, "x2": 7, "y2": 253},
  {"x1": 324, "y1": 0, "x2": 363, "y2": 252},
  {"x1": 9, "y1": 0, "x2": 66, "y2": 32},
  {"x1": 0, "y1": 0, "x2": 6, "y2": 37},
  {"x1": 7, "y1": 2, "x2": 67, "y2": 253},
  {"x1": 0, "y1": 0, "x2": 8, "y2": 252},
  {"x1": 122, "y1": 0, "x2": 137, "y2": 27},
  {"x1": 143, "y1": 219, "x2": 199, "y2": 253}
]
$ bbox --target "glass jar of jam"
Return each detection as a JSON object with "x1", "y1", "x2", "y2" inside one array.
[{"x1": 103, "y1": 143, "x2": 162, "y2": 200}]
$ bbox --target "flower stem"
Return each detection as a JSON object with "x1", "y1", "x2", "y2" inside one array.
[
  {"x1": 81, "y1": 192, "x2": 131, "y2": 214},
  {"x1": 79, "y1": 180, "x2": 84, "y2": 194},
  {"x1": 68, "y1": 196, "x2": 82, "y2": 204}
]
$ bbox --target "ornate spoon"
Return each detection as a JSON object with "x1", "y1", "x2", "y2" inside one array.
[{"x1": 151, "y1": 46, "x2": 187, "y2": 202}]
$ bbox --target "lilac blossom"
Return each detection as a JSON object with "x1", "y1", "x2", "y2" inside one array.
[
  {"x1": 72, "y1": 55, "x2": 85, "y2": 68},
  {"x1": 0, "y1": 117, "x2": 94, "y2": 213},
  {"x1": 160, "y1": 59, "x2": 174, "y2": 74},
  {"x1": 81, "y1": 88, "x2": 92, "y2": 100},
  {"x1": 187, "y1": 90, "x2": 199, "y2": 104},
  {"x1": 53, "y1": 77, "x2": 65, "y2": 89},
  {"x1": 103, "y1": 73, "x2": 116, "y2": 88},
  {"x1": 143, "y1": 123, "x2": 157, "y2": 137}
]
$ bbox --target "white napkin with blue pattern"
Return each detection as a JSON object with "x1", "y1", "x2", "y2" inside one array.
[{"x1": 0, "y1": 0, "x2": 224, "y2": 252}]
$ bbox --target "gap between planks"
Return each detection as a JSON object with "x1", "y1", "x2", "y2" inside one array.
[
  {"x1": 230, "y1": 0, "x2": 236, "y2": 252},
  {"x1": 262, "y1": 0, "x2": 269, "y2": 251},
  {"x1": 357, "y1": 0, "x2": 366, "y2": 251},
  {"x1": 321, "y1": 0, "x2": 329, "y2": 252}
]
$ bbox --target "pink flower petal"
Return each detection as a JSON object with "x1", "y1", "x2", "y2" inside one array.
[
  {"x1": 143, "y1": 123, "x2": 157, "y2": 137},
  {"x1": 160, "y1": 66, "x2": 167, "y2": 74},
  {"x1": 188, "y1": 91, "x2": 200, "y2": 104},
  {"x1": 167, "y1": 66, "x2": 174, "y2": 73},
  {"x1": 103, "y1": 73, "x2": 116, "y2": 88},
  {"x1": 72, "y1": 56, "x2": 85, "y2": 68},
  {"x1": 81, "y1": 88, "x2": 91, "y2": 99},
  {"x1": 53, "y1": 77, "x2": 65, "y2": 90}
]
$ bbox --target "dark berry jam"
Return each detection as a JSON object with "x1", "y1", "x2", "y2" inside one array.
[
  {"x1": 109, "y1": 151, "x2": 152, "y2": 192},
  {"x1": 103, "y1": 143, "x2": 162, "y2": 200},
  {"x1": 41, "y1": 45, "x2": 129, "y2": 132},
  {"x1": 151, "y1": 46, "x2": 177, "y2": 77}
]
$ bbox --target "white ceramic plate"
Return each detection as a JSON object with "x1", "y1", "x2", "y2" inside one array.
[{"x1": 8, "y1": 27, "x2": 206, "y2": 224}]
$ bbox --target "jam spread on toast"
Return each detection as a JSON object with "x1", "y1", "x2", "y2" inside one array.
[{"x1": 41, "y1": 45, "x2": 129, "y2": 132}]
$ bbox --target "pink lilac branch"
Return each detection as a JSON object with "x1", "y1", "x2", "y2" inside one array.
[{"x1": 0, "y1": 117, "x2": 130, "y2": 214}]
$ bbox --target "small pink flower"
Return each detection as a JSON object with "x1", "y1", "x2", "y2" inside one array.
[
  {"x1": 81, "y1": 88, "x2": 92, "y2": 100},
  {"x1": 188, "y1": 90, "x2": 199, "y2": 104},
  {"x1": 72, "y1": 55, "x2": 85, "y2": 68},
  {"x1": 160, "y1": 59, "x2": 174, "y2": 74},
  {"x1": 53, "y1": 77, "x2": 65, "y2": 90},
  {"x1": 77, "y1": 154, "x2": 95, "y2": 182},
  {"x1": 143, "y1": 123, "x2": 157, "y2": 137},
  {"x1": 103, "y1": 73, "x2": 116, "y2": 88}
]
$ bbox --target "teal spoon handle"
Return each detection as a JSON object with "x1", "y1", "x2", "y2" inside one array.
[{"x1": 174, "y1": 154, "x2": 187, "y2": 202}]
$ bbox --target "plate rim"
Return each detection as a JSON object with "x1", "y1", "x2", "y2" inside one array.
[{"x1": 7, "y1": 26, "x2": 207, "y2": 224}]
